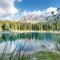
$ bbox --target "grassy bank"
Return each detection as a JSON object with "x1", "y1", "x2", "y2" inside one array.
[
  {"x1": 34, "y1": 51, "x2": 60, "y2": 60},
  {"x1": 1, "y1": 51, "x2": 60, "y2": 60}
]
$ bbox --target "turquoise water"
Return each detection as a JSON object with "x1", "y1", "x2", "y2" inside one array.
[
  {"x1": 0, "y1": 32, "x2": 60, "y2": 54},
  {"x1": 0, "y1": 32, "x2": 60, "y2": 41}
]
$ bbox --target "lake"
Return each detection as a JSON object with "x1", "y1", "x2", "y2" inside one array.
[{"x1": 0, "y1": 32, "x2": 60, "y2": 54}]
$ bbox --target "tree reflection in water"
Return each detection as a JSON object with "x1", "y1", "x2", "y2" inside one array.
[{"x1": 0, "y1": 32, "x2": 60, "y2": 60}]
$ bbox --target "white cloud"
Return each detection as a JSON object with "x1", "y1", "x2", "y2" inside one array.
[
  {"x1": 18, "y1": 7, "x2": 58, "y2": 22},
  {"x1": 22, "y1": 7, "x2": 58, "y2": 17},
  {"x1": 46, "y1": 7, "x2": 58, "y2": 15},
  {"x1": 22, "y1": 10, "x2": 43, "y2": 16},
  {"x1": 0, "y1": 0, "x2": 19, "y2": 15},
  {"x1": 0, "y1": 8, "x2": 6, "y2": 15},
  {"x1": 0, "y1": 0, "x2": 20, "y2": 19},
  {"x1": 0, "y1": 0, "x2": 58, "y2": 20},
  {"x1": 6, "y1": 5, "x2": 18, "y2": 14}
]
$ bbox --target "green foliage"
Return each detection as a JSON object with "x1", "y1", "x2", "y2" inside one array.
[
  {"x1": 0, "y1": 20, "x2": 60, "y2": 31},
  {"x1": 34, "y1": 51, "x2": 60, "y2": 60}
]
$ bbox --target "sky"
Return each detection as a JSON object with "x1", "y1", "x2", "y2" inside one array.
[
  {"x1": 15, "y1": 0, "x2": 60, "y2": 11},
  {"x1": 0, "y1": 0, "x2": 60, "y2": 20}
]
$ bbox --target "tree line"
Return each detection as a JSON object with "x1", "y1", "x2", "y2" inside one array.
[{"x1": 0, "y1": 20, "x2": 60, "y2": 31}]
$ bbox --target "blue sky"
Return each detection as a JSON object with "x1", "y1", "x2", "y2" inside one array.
[
  {"x1": 15, "y1": 0, "x2": 60, "y2": 11},
  {"x1": 0, "y1": 0, "x2": 60, "y2": 20}
]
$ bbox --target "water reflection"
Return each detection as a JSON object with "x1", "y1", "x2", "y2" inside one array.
[{"x1": 0, "y1": 32, "x2": 60, "y2": 54}]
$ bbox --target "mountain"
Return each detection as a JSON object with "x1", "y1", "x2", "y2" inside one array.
[
  {"x1": 19, "y1": 13, "x2": 60, "y2": 23},
  {"x1": 19, "y1": 14, "x2": 47, "y2": 23}
]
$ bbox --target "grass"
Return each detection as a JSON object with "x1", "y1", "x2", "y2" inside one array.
[
  {"x1": 0, "y1": 51, "x2": 60, "y2": 60},
  {"x1": 34, "y1": 51, "x2": 60, "y2": 60}
]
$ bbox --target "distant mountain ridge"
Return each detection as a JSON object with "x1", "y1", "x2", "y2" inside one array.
[{"x1": 19, "y1": 13, "x2": 60, "y2": 23}]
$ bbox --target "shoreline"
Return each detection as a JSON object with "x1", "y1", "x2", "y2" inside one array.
[
  {"x1": 0, "y1": 30, "x2": 60, "y2": 33},
  {"x1": 11, "y1": 30, "x2": 60, "y2": 33}
]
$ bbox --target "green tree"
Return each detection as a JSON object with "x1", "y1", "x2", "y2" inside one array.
[{"x1": 2, "y1": 23, "x2": 6, "y2": 30}]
